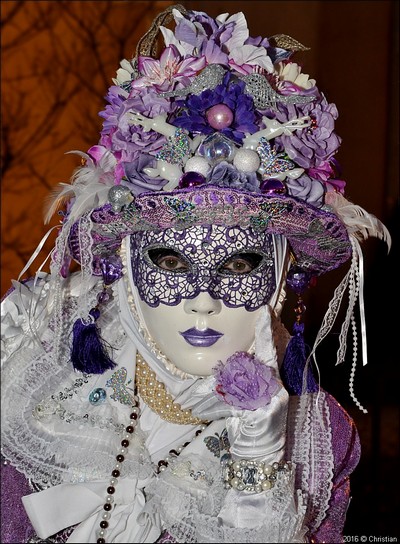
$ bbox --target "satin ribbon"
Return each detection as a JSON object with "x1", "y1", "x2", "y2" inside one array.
[
  {"x1": 354, "y1": 239, "x2": 368, "y2": 366},
  {"x1": 22, "y1": 476, "x2": 161, "y2": 543},
  {"x1": 17, "y1": 225, "x2": 60, "y2": 282}
]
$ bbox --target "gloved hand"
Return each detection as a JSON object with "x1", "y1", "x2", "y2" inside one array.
[{"x1": 191, "y1": 307, "x2": 289, "y2": 464}]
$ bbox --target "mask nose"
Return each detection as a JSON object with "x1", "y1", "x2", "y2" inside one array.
[{"x1": 184, "y1": 292, "x2": 222, "y2": 317}]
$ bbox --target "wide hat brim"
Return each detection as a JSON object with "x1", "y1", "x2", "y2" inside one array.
[{"x1": 69, "y1": 185, "x2": 351, "y2": 276}]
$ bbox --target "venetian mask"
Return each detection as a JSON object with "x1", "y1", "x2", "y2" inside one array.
[{"x1": 130, "y1": 225, "x2": 281, "y2": 376}]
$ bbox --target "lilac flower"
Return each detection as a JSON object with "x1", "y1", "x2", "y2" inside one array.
[
  {"x1": 165, "y1": 10, "x2": 272, "y2": 74},
  {"x1": 99, "y1": 87, "x2": 175, "y2": 164},
  {"x1": 207, "y1": 161, "x2": 260, "y2": 193},
  {"x1": 273, "y1": 96, "x2": 342, "y2": 169},
  {"x1": 214, "y1": 352, "x2": 279, "y2": 411},
  {"x1": 131, "y1": 45, "x2": 206, "y2": 93},
  {"x1": 122, "y1": 154, "x2": 168, "y2": 195},
  {"x1": 173, "y1": 73, "x2": 258, "y2": 144},
  {"x1": 285, "y1": 174, "x2": 325, "y2": 207},
  {"x1": 308, "y1": 159, "x2": 346, "y2": 194}
]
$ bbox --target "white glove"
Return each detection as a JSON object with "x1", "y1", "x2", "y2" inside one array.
[
  {"x1": 191, "y1": 377, "x2": 288, "y2": 463},
  {"x1": 191, "y1": 307, "x2": 289, "y2": 464}
]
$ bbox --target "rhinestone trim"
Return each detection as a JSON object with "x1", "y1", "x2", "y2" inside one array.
[{"x1": 224, "y1": 458, "x2": 291, "y2": 493}]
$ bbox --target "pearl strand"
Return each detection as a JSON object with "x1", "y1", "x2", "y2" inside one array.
[{"x1": 96, "y1": 397, "x2": 140, "y2": 544}]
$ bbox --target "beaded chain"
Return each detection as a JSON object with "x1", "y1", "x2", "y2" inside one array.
[
  {"x1": 156, "y1": 423, "x2": 208, "y2": 474},
  {"x1": 96, "y1": 354, "x2": 208, "y2": 543},
  {"x1": 96, "y1": 397, "x2": 140, "y2": 544}
]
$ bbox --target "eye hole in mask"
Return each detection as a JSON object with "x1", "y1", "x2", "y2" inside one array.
[
  {"x1": 218, "y1": 253, "x2": 264, "y2": 275},
  {"x1": 147, "y1": 248, "x2": 190, "y2": 273},
  {"x1": 147, "y1": 248, "x2": 264, "y2": 276}
]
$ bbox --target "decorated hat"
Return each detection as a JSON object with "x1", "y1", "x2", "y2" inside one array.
[{"x1": 44, "y1": 3, "x2": 388, "y2": 287}]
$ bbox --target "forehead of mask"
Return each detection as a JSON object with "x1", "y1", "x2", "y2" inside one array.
[{"x1": 130, "y1": 225, "x2": 276, "y2": 311}]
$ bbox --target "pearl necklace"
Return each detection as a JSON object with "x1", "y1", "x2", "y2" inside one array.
[{"x1": 135, "y1": 352, "x2": 206, "y2": 426}]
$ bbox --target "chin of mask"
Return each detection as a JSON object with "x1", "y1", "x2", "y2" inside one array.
[
  {"x1": 135, "y1": 290, "x2": 265, "y2": 376},
  {"x1": 130, "y1": 225, "x2": 281, "y2": 376}
]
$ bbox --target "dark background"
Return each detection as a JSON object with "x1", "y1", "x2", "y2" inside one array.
[{"x1": 1, "y1": 1, "x2": 399, "y2": 539}]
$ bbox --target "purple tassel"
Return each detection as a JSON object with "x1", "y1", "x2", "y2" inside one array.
[
  {"x1": 71, "y1": 308, "x2": 116, "y2": 374},
  {"x1": 280, "y1": 322, "x2": 318, "y2": 395}
]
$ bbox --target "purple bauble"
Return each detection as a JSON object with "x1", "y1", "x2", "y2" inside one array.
[
  {"x1": 206, "y1": 104, "x2": 234, "y2": 130},
  {"x1": 260, "y1": 178, "x2": 287, "y2": 195},
  {"x1": 178, "y1": 171, "x2": 206, "y2": 188},
  {"x1": 286, "y1": 266, "x2": 312, "y2": 294}
]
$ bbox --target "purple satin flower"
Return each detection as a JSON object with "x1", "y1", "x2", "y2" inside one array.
[
  {"x1": 273, "y1": 96, "x2": 342, "y2": 169},
  {"x1": 173, "y1": 73, "x2": 258, "y2": 144},
  {"x1": 308, "y1": 160, "x2": 346, "y2": 194},
  {"x1": 207, "y1": 161, "x2": 261, "y2": 193},
  {"x1": 286, "y1": 173, "x2": 325, "y2": 207},
  {"x1": 122, "y1": 154, "x2": 168, "y2": 194},
  {"x1": 99, "y1": 88, "x2": 175, "y2": 165},
  {"x1": 214, "y1": 351, "x2": 279, "y2": 411},
  {"x1": 132, "y1": 45, "x2": 206, "y2": 93}
]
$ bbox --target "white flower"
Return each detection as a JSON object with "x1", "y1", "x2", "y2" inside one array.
[
  {"x1": 112, "y1": 59, "x2": 136, "y2": 86},
  {"x1": 276, "y1": 61, "x2": 316, "y2": 90}
]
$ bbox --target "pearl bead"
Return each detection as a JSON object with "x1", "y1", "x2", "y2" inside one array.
[
  {"x1": 98, "y1": 529, "x2": 106, "y2": 538},
  {"x1": 105, "y1": 495, "x2": 114, "y2": 503},
  {"x1": 206, "y1": 104, "x2": 234, "y2": 130},
  {"x1": 261, "y1": 480, "x2": 272, "y2": 490},
  {"x1": 184, "y1": 156, "x2": 211, "y2": 176},
  {"x1": 232, "y1": 462, "x2": 241, "y2": 471},
  {"x1": 230, "y1": 477, "x2": 240, "y2": 488},
  {"x1": 233, "y1": 149, "x2": 260, "y2": 172},
  {"x1": 263, "y1": 464, "x2": 272, "y2": 475},
  {"x1": 102, "y1": 512, "x2": 111, "y2": 520}
]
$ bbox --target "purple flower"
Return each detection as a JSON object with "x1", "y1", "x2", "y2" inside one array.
[
  {"x1": 207, "y1": 161, "x2": 260, "y2": 193},
  {"x1": 122, "y1": 154, "x2": 168, "y2": 194},
  {"x1": 285, "y1": 174, "x2": 325, "y2": 207},
  {"x1": 273, "y1": 96, "x2": 342, "y2": 169},
  {"x1": 131, "y1": 45, "x2": 206, "y2": 93},
  {"x1": 308, "y1": 159, "x2": 346, "y2": 194},
  {"x1": 214, "y1": 351, "x2": 279, "y2": 411},
  {"x1": 173, "y1": 73, "x2": 258, "y2": 144},
  {"x1": 99, "y1": 87, "x2": 176, "y2": 164}
]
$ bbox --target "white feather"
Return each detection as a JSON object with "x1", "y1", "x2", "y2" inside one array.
[
  {"x1": 326, "y1": 192, "x2": 391, "y2": 251},
  {"x1": 43, "y1": 150, "x2": 116, "y2": 224}
]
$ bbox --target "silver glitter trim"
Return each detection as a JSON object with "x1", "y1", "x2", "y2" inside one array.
[
  {"x1": 242, "y1": 73, "x2": 316, "y2": 110},
  {"x1": 160, "y1": 64, "x2": 226, "y2": 98}
]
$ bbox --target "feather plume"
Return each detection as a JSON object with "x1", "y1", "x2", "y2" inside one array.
[
  {"x1": 43, "y1": 150, "x2": 116, "y2": 224},
  {"x1": 326, "y1": 192, "x2": 391, "y2": 251}
]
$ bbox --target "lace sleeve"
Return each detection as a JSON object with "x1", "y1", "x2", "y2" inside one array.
[{"x1": 309, "y1": 393, "x2": 361, "y2": 543}]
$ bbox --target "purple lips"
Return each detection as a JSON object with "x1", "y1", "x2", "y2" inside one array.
[{"x1": 179, "y1": 327, "x2": 223, "y2": 347}]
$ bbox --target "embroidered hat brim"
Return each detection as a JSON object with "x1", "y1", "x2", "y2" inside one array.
[{"x1": 69, "y1": 185, "x2": 351, "y2": 276}]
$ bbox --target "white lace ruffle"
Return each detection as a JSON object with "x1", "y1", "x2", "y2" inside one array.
[
  {"x1": 1, "y1": 276, "x2": 150, "y2": 488},
  {"x1": 287, "y1": 391, "x2": 334, "y2": 534},
  {"x1": 144, "y1": 461, "x2": 307, "y2": 543}
]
